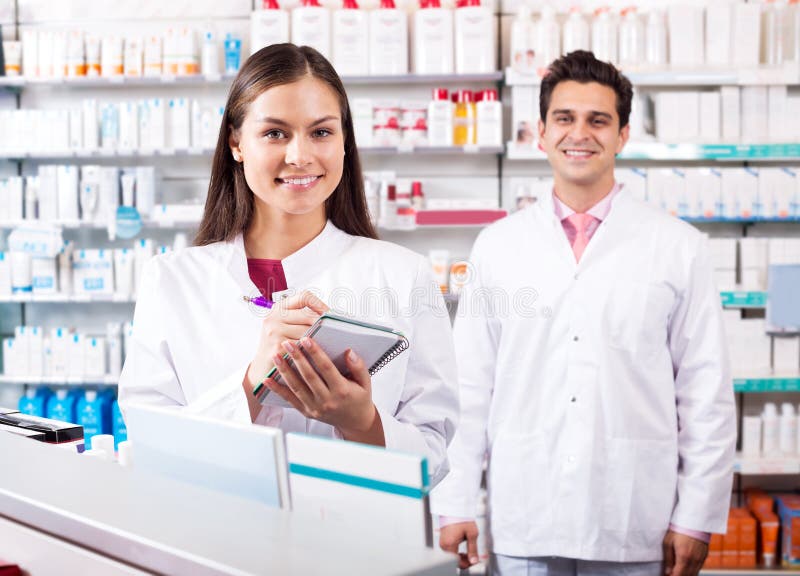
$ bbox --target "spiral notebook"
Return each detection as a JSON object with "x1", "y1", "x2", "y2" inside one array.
[{"x1": 254, "y1": 313, "x2": 409, "y2": 407}]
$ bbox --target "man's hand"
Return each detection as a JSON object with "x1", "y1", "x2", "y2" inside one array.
[
  {"x1": 439, "y1": 521, "x2": 480, "y2": 570},
  {"x1": 662, "y1": 530, "x2": 708, "y2": 576}
]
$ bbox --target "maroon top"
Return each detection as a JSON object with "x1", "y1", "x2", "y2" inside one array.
[{"x1": 247, "y1": 259, "x2": 288, "y2": 301}]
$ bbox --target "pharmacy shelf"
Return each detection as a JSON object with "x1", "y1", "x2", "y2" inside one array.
[
  {"x1": 0, "y1": 219, "x2": 200, "y2": 230},
  {"x1": 735, "y1": 454, "x2": 800, "y2": 475},
  {"x1": 734, "y1": 376, "x2": 800, "y2": 393},
  {"x1": 0, "y1": 375, "x2": 118, "y2": 386},
  {"x1": 506, "y1": 141, "x2": 800, "y2": 162},
  {"x1": 720, "y1": 291, "x2": 767, "y2": 309},
  {"x1": 685, "y1": 217, "x2": 800, "y2": 224},
  {"x1": 0, "y1": 72, "x2": 504, "y2": 90},
  {"x1": 0, "y1": 294, "x2": 134, "y2": 304},
  {"x1": 0, "y1": 145, "x2": 504, "y2": 161},
  {"x1": 701, "y1": 571, "x2": 787, "y2": 575},
  {"x1": 505, "y1": 66, "x2": 797, "y2": 87}
]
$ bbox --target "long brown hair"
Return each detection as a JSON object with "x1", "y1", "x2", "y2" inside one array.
[{"x1": 195, "y1": 43, "x2": 378, "y2": 246}]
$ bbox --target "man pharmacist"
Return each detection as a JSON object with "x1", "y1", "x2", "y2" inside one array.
[{"x1": 432, "y1": 51, "x2": 736, "y2": 576}]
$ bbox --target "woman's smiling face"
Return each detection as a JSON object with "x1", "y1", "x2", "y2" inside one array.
[{"x1": 230, "y1": 75, "x2": 345, "y2": 219}]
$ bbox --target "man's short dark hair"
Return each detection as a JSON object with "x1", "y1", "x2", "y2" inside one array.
[{"x1": 539, "y1": 50, "x2": 634, "y2": 129}]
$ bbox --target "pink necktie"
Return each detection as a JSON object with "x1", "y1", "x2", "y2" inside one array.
[{"x1": 566, "y1": 212, "x2": 596, "y2": 262}]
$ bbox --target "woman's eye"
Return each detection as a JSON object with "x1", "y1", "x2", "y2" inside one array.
[
  {"x1": 313, "y1": 128, "x2": 333, "y2": 138},
  {"x1": 265, "y1": 130, "x2": 285, "y2": 139}
]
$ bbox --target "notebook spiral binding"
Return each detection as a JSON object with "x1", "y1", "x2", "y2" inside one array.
[{"x1": 368, "y1": 337, "x2": 410, "y2": 375}]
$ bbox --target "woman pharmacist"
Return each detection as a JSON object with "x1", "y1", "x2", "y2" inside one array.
[{"x1": 118, "y1": 44, "x2": 458, "y2": 484}]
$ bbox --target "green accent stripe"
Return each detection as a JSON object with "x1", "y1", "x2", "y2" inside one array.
[
  {"x1": 289, "y1": 463, "x2": 425, "y2": 499},
  {"x1": 735, "y1": 378, "x2": 800, "y2": 393}
]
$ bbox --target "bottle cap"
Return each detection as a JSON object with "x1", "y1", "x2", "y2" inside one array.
[
  {"x1": 343, "y1": 0, "x2": 360, "y2": 9},
  {"x1": 387, "y1": 184, "x2": 397, "y2": 200},
  {"x1": 456, "y1": 90, "x2": 474, "y2": 103},
  {"x1": 432, "y1": 88, "x2": 449, "y2": 101},
  {"x1": 302, "y1": 0, "x2": 322, "y2": 7},
  {"x1": 411, "y1": 181, "x2": 424, "y2": 197},
  {"x1": 264, "y1": 0, "x2": 281, "y2": 8},
  {"x1": 380, "y1": 0, "x2": 396, "y2": 8},
  {"x1": 481, "y1": 89, "x2": 498, "y2": 101},
  {"x1": 764, "y1": 402, "x2": 778, "y2": 417}
]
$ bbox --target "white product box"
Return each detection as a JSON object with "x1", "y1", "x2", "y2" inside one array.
[
  {"x1": 668, "y1": 5, "x2": 704, "y2": 68},
  {"x1": 759, "y1": 168, "x2": 796, "y2": 219},
  {"x1": 69, "y1": 109, "x2": 83, "y2": 149},
  {"x1": 741, "y1": 86, "x2": 769, "y2": 144},
  {"x1": 67, "y1": 333, "x2": 84, "y2": 377},
  {"x1": 2, "y1": 339, "x2": 19, "y2": 377},
  {"x1": 774, "y1": 337, "x2": 800, "y2": 373},
  {"x1": 37, "y1": 165, "x2": 59, "y2": 222},
  {"x1": 119, "y1": 101, "x2": 140, "y2": 150},
  {"x1": 699, "y1": 92, "x2": 721, "y2": 143},
  {"x1": 169, "y1": 98, "x2": 190, "y2": 150},
  {"x1": 741, "y1": 416, "x2": 762, "y2": 456},
  {"x1": 615, "y1": 168, "x2": 648, "y2": 203},
  {"x1": 31, "y1": 257, "x2": 57, "y2": 295},
  {"x1": 705, "y1": 2, "x2": 732, "y2": 67},
  {"x1": 722, "y1": 168, "x2": 759, "y2": 218},
  {"x1": 677, "y1": 92, "x2": 700, "y2": 143},
  {"x1": 50, "y1": 328, "x2": 70, "y2": 378},
  {"x1": 768, "y1": 86, "x2": 789, "y2": 142},
  {"x1": 351, "y1": 98, "x2": 373, "y2": 148},
  {"x1": 720, "y1": 87, "x2": 740, "y2": 143},
  {"x1": 687, "y1": 168, "x2": 723, "y2": 218},
  {"x1": 13, "y1": 327, "x2": 30, "y2": 376},
  {"x1": 732, "y1": 2, "x2": 761, "y2": 67},
  {"x1": 84, "y1": 337, "x2": 106, "y2": 377},
  {"x1": 7, "y1": 177, "x2": 24, "y2": 221},
  {"x1": 27, "y1": 326, "x2": 43, "y2": 377},
  {"x1": 511, "y1": 85, "x2": 537, "y2": 148},
  {"x1": 0, "y1": 253, "x2": 11, "y2": 296},
  {"x1": 22, "y1": 30, "x2": 39, "y2": 77},
  {"x1": 655, "y1": 92, "x2": 679, "y2": 142},
  {"x1": 82, "y1": 99, "x2": 99, "y2": 150},
  {"x1": 72, "y1": 249, "x2": 114, "y2": 295},
  {"x1": 57, "y1": 165, "x2": 80, "y2": 222},
  {"x1": 646, "y1": 168, "x2": 685, "y2": 215}
]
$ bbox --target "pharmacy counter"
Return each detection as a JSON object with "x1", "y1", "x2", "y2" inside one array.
[{"x1": 0, "y1": 432, "x2": 453, "y2": 576}]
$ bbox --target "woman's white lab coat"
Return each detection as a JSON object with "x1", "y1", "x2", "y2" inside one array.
[
  {"x1": 118, "y1": 221, "x2": 459, "y2": 485},
  {"x1": 430, "y1": 190, "x2": 736, "y2": 561}
]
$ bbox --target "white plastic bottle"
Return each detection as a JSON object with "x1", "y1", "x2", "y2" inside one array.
[
  {"x1": 476, "y1": 89, "x2": 502, "y2": 147},
  {"x1": 762, "y1": 402, "x2": 779, "y2": 455},
  {"x1": 427, "y1": 88, "x2": 454, "y2": 146},
  {"x1": 413, "y1": 0, "x2": 454, "y2": 74},
  {"x1": 333, "y1": 0, "x2": 369, "y2": 76},
  {"x1": 510, "y1": 3, "x2": 533, "y2": 74},
  {"x1": 454, "y1": 0, "x2": 494, "y2": 74},
  {"x1": 563, "y1": 6, "x2": 590, "y2": 55},
  {"x1": 619, "y1": 6, "x2": 644, "y2": 69},
  {"x1": 537, "y1": 5, "x2": 561, "y2": 69},
  {"x1": 369, "y1": 0, "x2": 408, "y2": 75},
  {"x1": 780, "y1": 402, "x2": 797, "y2": 454},
  {"x1": 107, "y1": 322, "x2": 122, "y2": 378},
  {"x1": 591, "y1": 6, "x2": 618, "y2": 64},
  {"x1": 645, "y1": 8, "x2": 667, "y2": 68},
  {"x1": 201, "y1": 31, "x2": 220, "y2": 76},
  {"x1": 292, "y1": 0, "x2": 331, "y2": 59},
  {"x1": 764, "y1": 0, "x2": 785, "y2": 66},
  {"x1": 250, "y1": 0, "x2": 290, "y2": 55}
]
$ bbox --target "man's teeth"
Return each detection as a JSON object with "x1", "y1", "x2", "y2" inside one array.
[
  {"x1": 565, "y1": 150, "x2": 593, "y2": 157},
  {"x1": 282, "y1": 176, "x2": 318, "y2": 185}
]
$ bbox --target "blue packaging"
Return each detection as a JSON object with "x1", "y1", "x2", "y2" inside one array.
[
  {"x1": 46, "y1": 389, "x2": 77, "y2": 423},
  {"x1": 77, "y1": 390, "x2": 111, "y2": 450},
  {"x1": 224, "y1": 33, "x2": 242, "y2": 74},
  {"x1": 18, "y1": 387, "x2": 52, "y2": 417},
  {"x1": 112, "y1": 399, "x2": 127, "y2": 448}
]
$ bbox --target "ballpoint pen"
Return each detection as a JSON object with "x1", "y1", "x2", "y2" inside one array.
[{"x1": 242, "y1": 295, "x2": 274, "y2": 309}]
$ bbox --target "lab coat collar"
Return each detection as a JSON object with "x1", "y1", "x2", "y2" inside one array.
[
  {"x1": 532, "y1": 187, "x2": 635, "y2": 269},
  {"x1": 226, "y1": 220, "x2": 355, "y2": 298}
]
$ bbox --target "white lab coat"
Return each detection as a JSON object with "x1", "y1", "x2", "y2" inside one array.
[
  {"x1": 430, "y1": 190, "x2": 736, "y2": 561},
  {"x1": 118, "y1": 221, "x2": 459, "y2": 485}
]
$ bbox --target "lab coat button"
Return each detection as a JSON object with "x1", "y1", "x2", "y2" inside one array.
[
  {"x1": 570, "y1": 396, "x2": 576, "y2": 403},
  {"x1": 572, "y1": 335, "x2": 579, "y2": 342}
]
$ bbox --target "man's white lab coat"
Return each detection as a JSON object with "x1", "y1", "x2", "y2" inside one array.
[{"x1": 431, "y1": 191, "x2": 736, "y2": 561}]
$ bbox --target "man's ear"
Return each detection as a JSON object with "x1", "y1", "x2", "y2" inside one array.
[{"x1": 616, "y1": 123, "x2": 630, "y2": 154}]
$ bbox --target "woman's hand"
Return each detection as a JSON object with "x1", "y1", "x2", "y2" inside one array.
[
  {"x1": 266, "y1": 336, "x2": 386, "y2": 446},
  {"x1": 243, "y1": 291, "x2": 329, "y2": 418}
]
